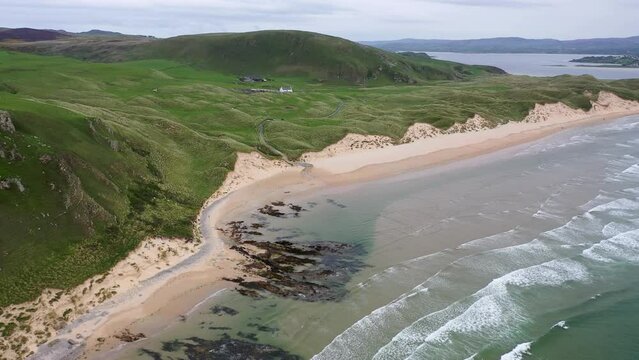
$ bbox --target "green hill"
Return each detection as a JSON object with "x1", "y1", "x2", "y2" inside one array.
[
  {"x1": 1, "y1": 30, "x2": 504, "y2": 83},
  {"x1": 137, "y1": 31, "x2": 504, "y2": 82}
]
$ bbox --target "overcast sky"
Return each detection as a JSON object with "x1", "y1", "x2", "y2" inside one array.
[{"x1": 1, "y1": 0, "x2": 637, "y2": 41}]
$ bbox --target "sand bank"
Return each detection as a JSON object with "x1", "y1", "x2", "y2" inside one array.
[{"x1": 7, "y1": 91, "x2": 639, "y2": 359}]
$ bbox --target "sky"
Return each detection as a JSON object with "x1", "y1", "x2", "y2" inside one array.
[{"x1": 1, "y1": 0, "x2": 637, "y2": 41}]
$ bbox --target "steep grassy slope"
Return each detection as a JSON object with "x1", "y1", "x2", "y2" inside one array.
[
  {"x1": 1, "y1": 49, "x2": 639, "y2": 309},
  {"x1": 1, "y1": 30, "x2": 504, "y2": 83},
  {"x1": 138, "y1": 31, "x2": 504, "y2": 83}
]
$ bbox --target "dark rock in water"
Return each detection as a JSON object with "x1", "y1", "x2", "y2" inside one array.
[
  {"x1": 139, "y1": 348, "x2": 163, "y2": 360},
  {"x1": 230, "y1": 239, "x2": 367, "y2": 302},
  {"x1": 222, "y1": 202, "x2": 367, "y2": 302},
  {"x1": 288, "y1": 204, "x2": 303, "y2": 212},
  {"x1": 223, "y1": 276, "x2": 246, "y2": 283},
  {"x1": 326, "y1": 198, "x2": 347, "y2": 208},
  {"x1": 211, "y1": 305, "x2": 239, "y2": 316},
  {"x1": 237, "y1": 288, "x2": 264, "y2": 299},
  {"x1": 162, "y1": 337, "x2": 303, "y2": 360},
  {"x1": 258, "y1": 205, "x2": 286, "y2": 217},
  {"x1": 115, "y1": 329, "x2": 146, "y2": 342},
  {"x1": 161, "y1": 339, "x2": 183, "y2": 352}
]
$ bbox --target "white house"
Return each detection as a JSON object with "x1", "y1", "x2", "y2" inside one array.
[{"x1": 279, "y1": 86, "x2": 293, "y2": 93}]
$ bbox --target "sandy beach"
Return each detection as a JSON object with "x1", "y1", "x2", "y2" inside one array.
[{"x1": 4, "y1": 91, "x2": 639, "y2": 359}]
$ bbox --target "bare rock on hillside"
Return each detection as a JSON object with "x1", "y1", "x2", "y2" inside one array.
[
  {"x1": 0, "y1": 111, "x2": 15, "y2": 133},
  {"x1": 39, "y1": 154, "x2": 53, "y2": 164},
  {"x1": 0, "y1": 177, "x2": 26, "y2": 192}
]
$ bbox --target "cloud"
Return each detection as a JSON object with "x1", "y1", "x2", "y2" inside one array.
[
  {"x1": 419, "y1": 0, "x2": 547, "y2": 7},
  {"x1": 0, "y1": 0, "x2": 635, "y2": 40}
]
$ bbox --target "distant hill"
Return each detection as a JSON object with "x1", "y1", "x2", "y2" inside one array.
[
  {"x1": 362, "y1": 36, "x2": 639, "y2": 55},
  {"x1": 137, "y1": 31, "x2": 504, "y2": 82},
  {"x1": 74, "y1": 29, "x2": 126, "y2": 37},
  {"x1": 0, "y1": 29, "x2": 504, "y2": 83},
  {"x1": 0, "y1": 28, "x2": 69, "y2": 42}
]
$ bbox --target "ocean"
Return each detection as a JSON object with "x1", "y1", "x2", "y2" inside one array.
[
  {"x1": 119, "y1": 115, "x2": 639, "y2": 359},
  {"x1": 427, "y1": 52, "x2": 639, "y2": 80}
]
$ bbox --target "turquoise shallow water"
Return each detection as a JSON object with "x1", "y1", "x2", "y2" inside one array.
[{"x1": 119, "y1": 115, "x2": 639, "y2": 360}]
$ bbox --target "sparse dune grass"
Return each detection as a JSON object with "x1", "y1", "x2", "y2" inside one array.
[{"x1": 0, "y1": 49, "x2": 638, "y2": 306}]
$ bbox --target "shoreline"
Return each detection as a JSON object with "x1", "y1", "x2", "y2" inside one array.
[{"x1": 9, "y1": 91, "x2": 639, "y2": 359}]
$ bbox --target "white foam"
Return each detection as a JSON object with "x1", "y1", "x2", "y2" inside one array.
[
  {"x1": 373, "y1": 259, "x2": 589, "y2": 359},
  {"x1": 533, "y1": 209, "x2": 564, "y2": 221},
  {"x1": 184, "y1": 288, "x2": 226, "y2": 316},
  {"x1": 582, "y1": 228, "x2": 639, "y2": 263},
  {"x1": 553, "y1": 320, "x2": 569, "y2": 330},
  {"x1": 317, "y1": 194, "x2": 639, "y2": 359},
  {"x1": 605, "y1": 120, "x2": 639, "y2": 132},
  {"x1": 489, "y1": 258, "x2": 590, "y2": 290},
  {"x1": 588, "y1": 197, "x2": 639, "y2": 216},
  {"x1": 602, "y1": 220, "x2": 639, "y2": 238},
  {"x1": 500, "y1": 342, "x2": 532, "y2": 360},
  {"x1": 517, "y1": 133, "x2": 595, "y2": 156},
  {"x1": 622, "y1": 164, "x2": 639, "y2": 175},
  {"x1": 579, "y1": 194, "x2": 616, "y2": 212},
  {"x1": 421, "y1": 295, "x2": 510, "y2": 344},
  {"x1": 621, "y1": 186, "x2": 639, "y2": 196}
]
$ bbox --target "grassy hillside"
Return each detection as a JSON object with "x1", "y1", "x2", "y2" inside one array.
[
  {"x1": 1, "y1": 30, "x2": 504, "y2": 83},
  {"x1": 1, "y1": 47, "x2": 639, "y2": 308},
  {"x1": 138, "y1": 31, "x2": 504, "y2": 83}
]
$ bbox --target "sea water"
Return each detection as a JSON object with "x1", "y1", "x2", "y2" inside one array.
[
  {"x1": 120, "y1": 115, "x2": 639, "y2": 359},
  {"x1": 428, "y1": 52, "x2": 639, "y2": 80}
]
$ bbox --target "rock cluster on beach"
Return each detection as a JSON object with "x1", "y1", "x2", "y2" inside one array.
[
  {"x1": 218, "y1": 201, "x2": 367, "y2": 302},
  {"x1": 141, "y1": 336, "x2": 302, "y2": 360},
  {"x1": 114, "y1": 329, "x2": 146, "y2": 342}
]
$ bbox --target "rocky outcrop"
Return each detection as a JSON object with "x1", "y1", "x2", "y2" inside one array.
[
  {"x1": 57, "y1": 157, "x2": 113, "y2": 233},
  {"x1": 0, "y1": 111, "x2": 15, "y2": 133},
  {"x1": 0, "y1": 177, "x2": 25, "y2": 192},
  {"x1": 0, "y1": 143, "x2": 23, "y2": 161},
  {"x1": 219, "y1": 201, "x2": 367, "y2": 302}
]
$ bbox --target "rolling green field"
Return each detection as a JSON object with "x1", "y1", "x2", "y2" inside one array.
[{"x1": 1, "y1": 33, "x2": 639, "y2": 308}]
